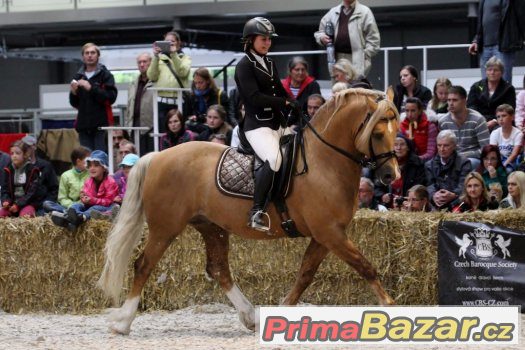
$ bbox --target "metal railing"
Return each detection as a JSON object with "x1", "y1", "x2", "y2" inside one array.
[
  {"x1": 100, "y1": 126, "x2": 150, "y2": 173},
  {"x1": 0, "y1": 105, "x2": 125, "y2": 137},
  {"x1": 236, "y1": 43, "x2": 473, "y2": 90},
  {"x1": 148, "y1": 87, "x2": 191, "y2": 151}
]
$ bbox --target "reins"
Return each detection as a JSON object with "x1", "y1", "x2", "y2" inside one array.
[{"x1": 295, "y1": 97, "x2": 396, "y2": 175}]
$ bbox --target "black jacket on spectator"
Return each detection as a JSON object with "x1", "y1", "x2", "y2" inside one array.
[
  {"x1": 467, "y1": 78, "x2": 516, "y2": 122},
  {"x1": 183, "y1": 89, "x2": 230, "y2": 123},
  {"x1": 234, "y1": 51, "x2": 289, "y2": 132},
  {"x1": 1, "y1": 162, "x2": 42, "y2": 209},
  {"x1": 425, "y1": 151, "x2": 472, "y2": 208},
  {"x1": 34, "y1": 157, "x2": 59, "y2": 204},
  {"x1": 375, "y1": 152, "x2": 427, "y2": 206},
  {"x1": 474, "y1": 0, "x2": 525, "y2": 53},
  {"x1": 393, "y1": 83, "x2": 432, "y2": 112},
  {"x1": 69, "y1": 63, "x2": 118, "y2": 132}
]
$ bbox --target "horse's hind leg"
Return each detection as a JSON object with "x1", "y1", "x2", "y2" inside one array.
[
  {"x1": 282, "y1": 238, "x2": 329, "y2": 305},
  {"x1": 317, "y1": 231, "x2": 395, "y2": 305},
  {"x1": 195, "y1": 222, "x2": 256, "y2": 331},
  {"x1": 108, "y1": 226, "x2": 178, "y2": 334}
]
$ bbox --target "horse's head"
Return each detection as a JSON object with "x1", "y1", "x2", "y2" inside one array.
[
  {"x1": 354, "y1": 89, "x2": 400, "y2": 185},
  {"x1": 310, "y1": 88, "x2": 400, "y2": 185}
]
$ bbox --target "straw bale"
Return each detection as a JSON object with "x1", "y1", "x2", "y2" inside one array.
[{"x1": 0, "y1": 209, "x2": 524, "y2": 313}]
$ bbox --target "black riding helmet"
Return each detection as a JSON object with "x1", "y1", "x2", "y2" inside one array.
[{"x1": 242, "y1": 17, "x2": 278, "y2": 41}]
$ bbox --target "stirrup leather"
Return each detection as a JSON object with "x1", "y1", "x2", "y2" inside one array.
[{"x1": 249, "y1": 210, "x2": 271, "y2": 232}]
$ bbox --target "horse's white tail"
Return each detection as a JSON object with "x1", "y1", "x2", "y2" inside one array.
[{"x1": 97, "y1": 152, "x2": 157, "y2": 304}]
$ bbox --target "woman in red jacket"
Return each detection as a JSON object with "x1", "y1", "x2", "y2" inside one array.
[
  {"x1": 281, "y1": 56, "x2": 321, "y2": 125},
  {"x1": 400, "y1": 97, "x2": 437, "y2": 162}
]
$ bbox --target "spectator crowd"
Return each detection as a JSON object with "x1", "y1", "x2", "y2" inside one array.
[{"x1": 1, "y1": 0, "x2": 525, "y2": 227}]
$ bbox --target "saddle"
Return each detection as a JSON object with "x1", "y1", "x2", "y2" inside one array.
[
  {"x1": 216, "y1": 134, "x2": 297, "y2": 200},
  {"x1": 215, "y1": 134, "x2": 303, "y2": 237}
]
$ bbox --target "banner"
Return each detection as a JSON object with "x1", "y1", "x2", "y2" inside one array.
[{"x1": 438, "y1": 221, "x2": 525, "y2": 310}]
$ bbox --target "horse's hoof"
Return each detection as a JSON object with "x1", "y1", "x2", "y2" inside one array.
[
  {"x1": 109, "y1": 323, "x2": 131, "y2": 335},
  {"x1": 239, "y1": 310, "x2": 256, "y2": 331}
]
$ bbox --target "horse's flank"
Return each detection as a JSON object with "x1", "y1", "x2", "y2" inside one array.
[{"x1": 142, "y1": 89, "x2": 390, "y2": 241}]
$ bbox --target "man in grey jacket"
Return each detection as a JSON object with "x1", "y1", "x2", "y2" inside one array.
[
  {"x1": 314, "y1": 0, "x2": 380, "y2": 77},
  {"x1": 126, "y1": 52, "x2": 155, "y2": 153}
]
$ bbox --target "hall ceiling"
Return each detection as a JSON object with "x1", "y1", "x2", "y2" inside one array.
[{"x1": 0, "y1": 3, "x2": 470, "y2": 52}]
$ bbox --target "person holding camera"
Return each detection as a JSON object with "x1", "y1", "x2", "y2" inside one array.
[
  {"x1": 314, "y1": 0, "x2": 380, "y2": 77},
  {"x1": 404, "y1": 185, "x2": 432, "y2": 212},
  {"x1": 147, "y1": 31, "x2": 191, "y2": 132},
  {"x1": 375, "y1": 134, "x2": 426, "y2": 210},
  {"x1": 452, "y1": 172, "x2": 499, "y2": 213},
  {"x1": 187, "y1": 104, "x2": 232, "y2": 144},
  {"x1": 234, "y1": 17, "x2": 300, "y2": 232}
]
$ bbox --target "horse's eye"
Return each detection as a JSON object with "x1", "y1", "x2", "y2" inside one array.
[{"x1": 372, "y1": 131, "x2": 383, "y2": 140}]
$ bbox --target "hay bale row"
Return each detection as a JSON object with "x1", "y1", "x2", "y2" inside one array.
[{"x1": 0, "y1": 209, "x2": 523, "y2": 313}]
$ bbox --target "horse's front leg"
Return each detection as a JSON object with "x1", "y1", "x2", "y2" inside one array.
[
  {"x1": 196, "y1": 223, "x2": 256, "y2": 331},
  {"x1": 314, "y1": 226, "x2": 395, "y2": 306},
  {"x1": 282, "y1": 238, "x2": 329, "y2": 305}
]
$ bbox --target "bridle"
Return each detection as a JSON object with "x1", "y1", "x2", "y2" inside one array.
[{"x1": 300, "y1": 108, "x2": 397, "y2": 171}]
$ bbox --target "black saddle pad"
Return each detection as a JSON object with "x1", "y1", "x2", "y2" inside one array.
[{"x1": 215, "y1": 134, "x2": 298, "y2": 200}]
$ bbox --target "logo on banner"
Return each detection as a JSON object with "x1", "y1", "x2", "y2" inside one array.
[{"x1": 454, "y1": 228, "x2": 511, "y2": 260}]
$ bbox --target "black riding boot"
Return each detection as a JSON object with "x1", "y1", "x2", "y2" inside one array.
[{"x1": 249, "y1": 160, "x2": 275, "y2": 232}]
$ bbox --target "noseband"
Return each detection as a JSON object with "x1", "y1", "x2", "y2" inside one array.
[{"x1": 302, "y1": 111, "x2": 396, "y2": 170}]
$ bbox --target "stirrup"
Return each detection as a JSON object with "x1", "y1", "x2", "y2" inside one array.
[{"x1": 249, "y1": 210, "x2": 271, "y2": 233}]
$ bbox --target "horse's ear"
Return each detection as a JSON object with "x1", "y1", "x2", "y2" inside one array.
[{"x1": 386, "y1": 86, "x2": 395, "y2": 102}]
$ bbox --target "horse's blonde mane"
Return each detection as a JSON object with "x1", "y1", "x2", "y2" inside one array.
[{"x1": 313, "y1": 88, "x2": 389, "y2": 134}]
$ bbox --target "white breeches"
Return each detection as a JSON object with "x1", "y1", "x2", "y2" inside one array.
[{"x1": 245, "y1": 126, "x2": 293, "y2": 172}]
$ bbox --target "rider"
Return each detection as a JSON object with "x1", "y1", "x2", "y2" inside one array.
[{"x1": 234, "y1": 17, "x2": 301, "y2": 232}]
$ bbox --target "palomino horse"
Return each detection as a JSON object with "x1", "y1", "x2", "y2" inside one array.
[{"x1": 98, "y1": 88, "x2": 400, "y2": 335}]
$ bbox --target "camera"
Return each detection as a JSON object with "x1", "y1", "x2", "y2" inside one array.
[
  {"x1": 395, "y1": 196, "x2": 406, "y2": 207},
  {"x1": 154, "y1": 40, "x2": 172, "y2": 55}
]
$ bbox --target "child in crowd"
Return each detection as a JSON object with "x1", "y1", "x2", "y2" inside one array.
[
  {"x1": 0, "y1": 140, "x2": 42, "y2": 218},
  {"x1": 91, "y1": 153, "x2": 139, "y2": 220},
  {"x1": 43, "y1": 146, "x2": 91, "y2": 214},
  {"x1": 489, "y1": 104, "x2": 523, "y2": 173},
  {"x1": 428, "y1": 77, "x2": 452, "y2": 117},
  {"x1": 114, "y1": 153, "x2": 139, "y2": 203},
  {"x1": 51, "y1": 150, "x2": 118, "y2": 230}
]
